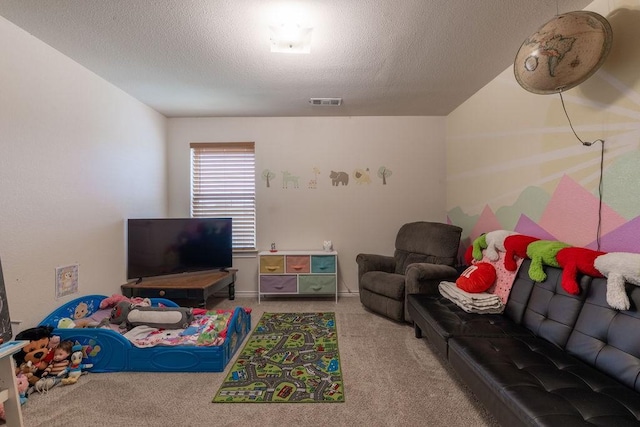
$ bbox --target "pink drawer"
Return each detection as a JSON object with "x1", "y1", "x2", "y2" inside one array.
[
  {"x1": 286, "y1": 255, "x2": 310, "y2": 273},
  {"x1": 260, "y1": 275, "x2": 297, "y2": 293}
]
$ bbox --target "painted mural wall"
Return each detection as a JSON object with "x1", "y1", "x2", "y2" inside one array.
[{"x1": 446, "y1": 0, "x2": 640, "y2": 258}]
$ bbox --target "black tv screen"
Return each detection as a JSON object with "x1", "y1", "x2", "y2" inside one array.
[{"x1": 127, "y1": 218, "x2": 233, "y2": 280}]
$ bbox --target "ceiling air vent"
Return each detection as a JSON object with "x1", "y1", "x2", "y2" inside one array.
[{"x1": 309, "y1": 97, "x2": 342, "y2": 106}]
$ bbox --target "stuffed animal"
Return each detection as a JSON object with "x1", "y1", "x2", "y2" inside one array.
[
  {"x1": 13, "y1": 326, "x2": 55, "y2": 387},
  {"x1": 109, "y1": 301, "x2": 194, "y2": 331},
  {"x1": 556, "y1": 247, "x2": 606, "y2": 295},
  {"x1": 0, "y1": 372, "x2": 29, "y2": 422},
  {"x1": 463, "y1": 244, "x2": 474, "y2": 266},
  {"x1": 16, "y1": 372, "x2": 29, "y2": 405},
  {"x1": 456, "y1": 262, "x2": 497, "y2": 293},
  {"x1": 57, "y1": 316, "x2": 109, "y2": 329},
  {"x1": 503, "y1": 234, "x2": 540, "y2": 271},
  {"x1": 99, "y1": 293, "x2": 152, "y2": 310},
  {"x1": 34, "y1": 340, "x2": 73, "y2": 393},
  {"x1": 60, "y1": 344, "x2": 93, "y2": 385},
  {"x1": 594, "y1": 252, "x2": 640, "y2": 311},
  {"x1": 472, "y1": 234, "x2": 488, "y2": 261},
  {"x1": 483, "y1": 230, "x2": 518, "y2": 262},
  {"x1": 526, "y1": 240, "x2": 572, "y2": 282}
]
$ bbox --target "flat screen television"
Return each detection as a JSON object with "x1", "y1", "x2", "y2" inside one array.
[{"x1": 127, "y1": 217, "x2": 233, "y2": 281}]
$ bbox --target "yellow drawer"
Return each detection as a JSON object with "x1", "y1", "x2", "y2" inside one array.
[{"x1": 260, "y1": 255, "x2": 285, "y2": 273}]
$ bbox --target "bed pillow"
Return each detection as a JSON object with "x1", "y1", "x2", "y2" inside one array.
[
  {"x1": 456, "y1": 262, "x2": 496, "y2": 293},
  {"x1": 110, "y1": 301, "x2": 194, "y2": 330}
]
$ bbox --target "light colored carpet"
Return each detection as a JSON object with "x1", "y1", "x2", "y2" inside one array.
[{"x1": 20, "y1": 296, "x2": 499, "y2": 427}]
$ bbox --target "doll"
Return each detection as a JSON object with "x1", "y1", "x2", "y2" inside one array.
[{"x1": 34, "y1": 340, "x2": 73, "y2": 393}]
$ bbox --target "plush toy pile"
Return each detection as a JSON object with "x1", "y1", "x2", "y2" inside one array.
[
  {"x1": 464, "y1": 230, "x2": 640, "y2": 311},
  {"x1": 2, "y1": 325, "x2": 94, "y2": 422}
]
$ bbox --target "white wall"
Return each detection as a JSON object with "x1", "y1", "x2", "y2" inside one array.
[
  {"x1": 167, "y1": 116, "x2": 447, "y2": 296},
  {"x1": 0, "y1": 16, "x2": 167, "y2": 332}
]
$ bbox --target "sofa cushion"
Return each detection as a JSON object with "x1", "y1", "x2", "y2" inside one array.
[
  {"x1": 448, "y1": 335, "x2": 640, "y2": 425},
  {"x1": 566, "y1": 277, "x2": 640, "y2": 392},
  {"x1": 521, "y1": 264, "x2": 591, "y2": 349},
  {"x1": 408, "y1": 293, "x2": 533, "y2": 358},
  {"x1": 360, "y1": 271, "x2": 405, "y2": 300}
]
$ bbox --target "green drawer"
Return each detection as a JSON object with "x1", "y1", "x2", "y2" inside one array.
[
  {"x1": 299, "y1": 275, "x2": 336, "y2": 294},
  {"x1": 311, "y1": 255, "x2": 336, "y2": 273}
]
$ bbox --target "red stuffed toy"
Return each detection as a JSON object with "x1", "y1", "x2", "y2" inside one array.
[
  {"x1": 456, "y1": 262, "x2": 497, "y2": 293},
  {"x1": 463, "y1": 244, "x2": 474, "y2": 266},
  {"x1": 503, "y1": 234, "x2": 540, "y2": 271},
  {"x1": 556, "y1": 247, "x2": 606, "y2": 295}
]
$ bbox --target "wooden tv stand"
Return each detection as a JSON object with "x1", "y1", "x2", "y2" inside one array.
[{"x1": 121, "y1": 269, "x2": 236, "y2": 307}]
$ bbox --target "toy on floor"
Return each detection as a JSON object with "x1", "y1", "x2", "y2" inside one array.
[
  {"x1": 109, "y1": 301, "x2": 194, "y2": 331},
  {"x1": 556, "y1": 247, "x2": 606, "y2": 295},
  {"x1": 0, "y1": 372, "x2": 29, "y2": 422},
  {"x1": 13, "y1": 326, "x2": 55, "y2": 388},
  {"x1": 61, "y1": 344, "x2": 93, "y2": 385},
  {"x1": 594, "y1": 252, "x2": 640, "y2": 311},
  {"x1": 34, "y1": 340, "x2": 73, "y2": 393}
]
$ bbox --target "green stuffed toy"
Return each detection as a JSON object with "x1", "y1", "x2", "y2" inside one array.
[
  {"x1": 472, "y1": 234, "x2": 488, "y2": 261},
  {"x1": 526, "y1": 240, "x2": 572, "y2": 282}
]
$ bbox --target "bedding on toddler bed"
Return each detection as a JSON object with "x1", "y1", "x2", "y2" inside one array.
[
  {"x1": 122, "y1": 310, "x2": 231, "y2": 348},
  {"x1": 61, "y1": 307, "x2": 232, "y2": 348}
]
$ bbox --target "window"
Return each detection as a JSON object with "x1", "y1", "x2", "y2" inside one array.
[{"x1": 190, "y1": 142, "x2": 256, "y2": 251}]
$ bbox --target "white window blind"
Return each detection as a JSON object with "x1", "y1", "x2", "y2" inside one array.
[{"x1": 190, "y1": 142, "x2": 256, "y2": 251}]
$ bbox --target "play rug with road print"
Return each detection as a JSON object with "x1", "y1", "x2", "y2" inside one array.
[{"x1": 213, "y1": 312, "x2": 344, "y2": 403}]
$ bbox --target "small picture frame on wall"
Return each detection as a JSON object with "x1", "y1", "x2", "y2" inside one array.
[{"x1": 55, "y1": 264, "x2": 79, "y2": 299}]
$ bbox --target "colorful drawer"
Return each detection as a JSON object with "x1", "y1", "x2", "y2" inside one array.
[
  {"x1": 259, "y1": 275, "x2": 297, "y2": 293},
  {"x1": 259, "y1": 255, "x2": 285, "y2": 273},
  {"x1": 258, "y1": 250, "x2": 338, "y2": 303},
  {"x1": 299, "y1": 275, "x2": 337, "y2": 294},
  {"x1": 311, "y1": 255, "x2": 336, "y2": 273},
  {"x1": 286, "y1": 255, "x2": 311, "y2": 273}
]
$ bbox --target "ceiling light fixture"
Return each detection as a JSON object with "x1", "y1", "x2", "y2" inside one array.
[{"x1": 269, "y1": 23, "x2": 313, "y2": 54}]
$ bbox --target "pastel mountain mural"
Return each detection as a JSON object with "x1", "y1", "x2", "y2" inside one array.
[{"x1": 446, "y1": 0, "x2": 640, "y2": 259}]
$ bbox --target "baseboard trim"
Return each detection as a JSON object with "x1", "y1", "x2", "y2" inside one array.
[{"x1": 211, "y1": 291, "x2": 360, "y2": 298}]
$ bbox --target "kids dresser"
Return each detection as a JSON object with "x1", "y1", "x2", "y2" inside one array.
[{"x1": 258, "y1": 250, "x2": 338, "y2": 303}]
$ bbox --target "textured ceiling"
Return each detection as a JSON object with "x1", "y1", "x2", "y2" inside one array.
[{"x1": 0, "y1": 0, "x2": 592, "y2": 117}]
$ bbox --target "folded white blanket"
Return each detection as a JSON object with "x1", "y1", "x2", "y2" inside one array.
[{"x1": 438, "y1": 281, "x2": 504, "y2": 314}]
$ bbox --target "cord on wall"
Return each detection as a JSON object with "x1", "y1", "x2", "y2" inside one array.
[{"x1": 558, "y1": 91, "x2": 605, "y2": 250}]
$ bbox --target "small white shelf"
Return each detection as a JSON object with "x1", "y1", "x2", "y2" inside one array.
[{"x1": 0, "y1": 340, "x2": 29, "y2": 427}]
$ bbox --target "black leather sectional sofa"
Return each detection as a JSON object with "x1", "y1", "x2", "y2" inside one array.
[{"x1": 407, "y1": 259, "x2": 640, "y2": 426}]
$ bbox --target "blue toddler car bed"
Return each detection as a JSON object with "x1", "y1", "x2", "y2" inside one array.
[{"x1": 38, "y1": 295, "x2": 251, "y2": 373}]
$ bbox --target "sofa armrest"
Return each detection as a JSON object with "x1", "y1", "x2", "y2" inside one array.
[
  {"x1": 356, "y1": 253, "x2": 395, "y2": 282},
  {"x1": 405, "y1": 263, "x2": 459, "y2": 295}
]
